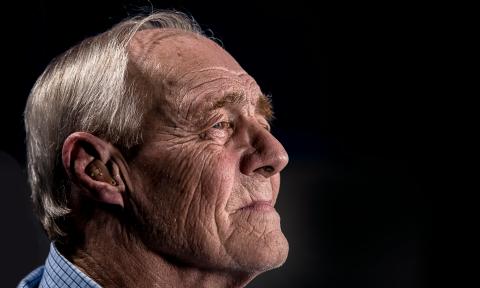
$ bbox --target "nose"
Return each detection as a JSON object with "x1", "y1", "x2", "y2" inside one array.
[{"x1": 239, "y1": 123, "x2": 289, "y2": 178}]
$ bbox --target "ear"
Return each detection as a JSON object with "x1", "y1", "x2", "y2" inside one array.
[{"x1": 62, "y1": 132, "x2": 131, "y2": 207}]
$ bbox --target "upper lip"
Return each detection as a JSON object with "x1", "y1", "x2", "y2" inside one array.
[{"x1": 233, "y1": 181, "x2": 275, "y2": 211}]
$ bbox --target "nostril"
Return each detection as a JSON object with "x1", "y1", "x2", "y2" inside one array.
[
  {"x1": 252, "y1": 165, "x2": 275, "y2": 178},
  {"x1": 263, "y1": 166, "x2": 274, "y2": 173}
]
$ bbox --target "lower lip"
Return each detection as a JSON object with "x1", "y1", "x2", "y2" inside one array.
[{"x1": 241, "y1": 202, "x2": 275, "y2": 212}]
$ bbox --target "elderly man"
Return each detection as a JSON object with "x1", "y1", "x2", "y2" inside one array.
[{"x1": 19, "y1": 11, "x2": 289, "y2": 288}]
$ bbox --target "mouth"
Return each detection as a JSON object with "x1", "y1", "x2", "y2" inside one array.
[{"x1": 240, "y1": 200, "x2": 275, "y2": 212}]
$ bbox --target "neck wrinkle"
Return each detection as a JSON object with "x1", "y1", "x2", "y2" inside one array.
[{"x1": 63, "y1": 209, "x2": 254, "y2": 288}]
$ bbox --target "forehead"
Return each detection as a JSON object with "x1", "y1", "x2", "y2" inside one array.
[
  {"x1": 129, "y1": 29, "x2": 245, "y2": 78},
  {"x1": 129, "y1": 29, "x2": 266, "y2": 119}
]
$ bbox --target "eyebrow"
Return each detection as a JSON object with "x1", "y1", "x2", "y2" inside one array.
[
  {"x1": 208, "y1": 92, "x2": 274, "y2": 121},
  {"x1": 256, "y1": 93, "x2": 274, "y2": 121},
  {"x1": 211, "y1": 92, "x2": 246, "y2": 110}
]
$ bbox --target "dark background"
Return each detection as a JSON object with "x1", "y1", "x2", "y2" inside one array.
[{"x1": 1, "y1": 0, "x2": 459, "y2": 287}]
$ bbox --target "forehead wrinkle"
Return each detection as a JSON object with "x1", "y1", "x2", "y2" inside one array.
[
  {"x1": 175, "y1": 71, "x2": 248, "y2": 111},
  {"x1": 185, "y1": 91, "x2": 247, "y2": 123},
  {"x1": 187, "y1": 76, "x2": 244, "y2": 93},
  {"x1": 178, "y1": 77, "x2": 248, "y2": 120},
  {"x1": 175, "y1": 66, "x2": 248, "y2": 82}
]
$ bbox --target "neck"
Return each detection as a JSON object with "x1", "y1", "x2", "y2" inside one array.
[{"x1": 60, "y1": 209, "x2": 254, "y2": 288}]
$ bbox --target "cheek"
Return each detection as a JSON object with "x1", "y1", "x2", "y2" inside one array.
[
  {"x1": 172, "y1": 144, "x2": 237, "y2": 207},
  {"x1": 207, "y1": 151, "x2": 238, "y2": 203},
  {"x1": 133, "y1": 142, "x2": 245, "y2": 266},
  {"x1": 190, "y1": 147, "x2": 239, "y2": 239},
  {"x1": 131, "y1": 142, "x2": 237, "y2": 234}
]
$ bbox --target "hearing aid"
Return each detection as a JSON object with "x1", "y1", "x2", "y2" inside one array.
[{"x1": 85, "y1": 159, "x2": 117, "y2": 186}]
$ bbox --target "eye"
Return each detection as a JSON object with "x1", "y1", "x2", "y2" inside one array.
[
  {"x1": 263, "y1": 123, "x2": 271, "y2": 132},
  {"x1": 212, "y1": 121, "x2": 233, "y2": 130},
  {"x1": 258, "y1": 120, "x2": 271, "y2": 132}
]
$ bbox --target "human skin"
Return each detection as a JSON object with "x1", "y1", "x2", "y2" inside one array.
[{"x1": 62, "y1": 29, "x2": 289, "y2": 288}]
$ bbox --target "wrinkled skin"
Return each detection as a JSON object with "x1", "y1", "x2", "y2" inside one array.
[
  {"x1": 127, "y1": 29, "x2": 289, "y2": 273},
  {"x1": 66, "y1": 29, "x2": 289, "y2": 288}
]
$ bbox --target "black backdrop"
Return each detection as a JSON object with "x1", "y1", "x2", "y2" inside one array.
[{"x1": 0, "y1": 1, "x2": 444, "y2": 287}]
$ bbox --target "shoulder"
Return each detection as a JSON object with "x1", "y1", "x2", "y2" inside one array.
[
  {"x1": 17, "y1": 243, "x2": 101, "y2": 288},
  {"x1": 17, "y1": 266, "x2": 44, "y2": 288}
]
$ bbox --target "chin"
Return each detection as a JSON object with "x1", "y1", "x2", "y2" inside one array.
[
  {"x1": 253, "y1": 232, "x2": 289, "y2": 272},
  {"x1": 228, "y1": 229, "x2": 289, "y2": 273}
]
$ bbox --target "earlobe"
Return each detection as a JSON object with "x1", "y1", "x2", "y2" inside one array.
[{"x1": 62, "y1": 132, "x2": 127, "y2": 207}]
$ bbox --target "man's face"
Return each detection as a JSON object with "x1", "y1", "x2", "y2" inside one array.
[{"x1": 127, "y1": 29, "x2": 289, "y2": 273}]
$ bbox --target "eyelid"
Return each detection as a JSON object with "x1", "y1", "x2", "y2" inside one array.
[
  {"x1": 203, "y1": 113, "x2": 224, "y2": 128},
  {"x1": 212, "y1": 121, "x2": 234, "y2": 129},
  {"x1": 206, "y1": 109, "x2": 235, "y2": 128}
]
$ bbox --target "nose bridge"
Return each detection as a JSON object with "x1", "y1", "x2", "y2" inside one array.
[{"x1": 240, "y1": 119, "x2": 289, "y2": 177}]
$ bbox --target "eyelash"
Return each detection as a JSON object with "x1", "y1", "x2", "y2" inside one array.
[
  {"x1": 212, "y1": 121, "x2": 233, "y2": 130},
  {"x1": 263, "y1": 124, "x2": 271, "y2": 132},
  {"x1": 212, "y1": 121, "x2": 270, "y2": 133}
]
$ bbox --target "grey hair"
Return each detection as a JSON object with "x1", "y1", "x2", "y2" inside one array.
[{"x1": 25, "y1": 11, "x2": 204, "y2": 240}]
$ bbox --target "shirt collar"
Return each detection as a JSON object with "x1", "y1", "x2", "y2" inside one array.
[{"x1": 39, "y1": 242, "x2": 101, "y2": 288}]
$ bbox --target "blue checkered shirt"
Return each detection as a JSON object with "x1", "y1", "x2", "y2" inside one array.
[{"x1": 18, "y1": 243, "x2": 101, "y2": 288}]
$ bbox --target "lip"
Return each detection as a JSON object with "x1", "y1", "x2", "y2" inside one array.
[{"x1": 240, "y1": 200, "x2": 275, "y2": 212}]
